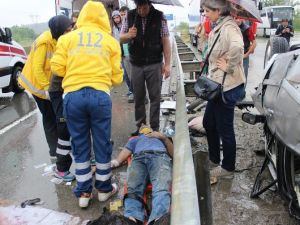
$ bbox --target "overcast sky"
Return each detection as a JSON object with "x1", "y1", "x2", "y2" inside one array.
[
  {"x1": 1, "y1": 0, "x2": 55, "y2": 27},
  {"x1": 1, "y1": 0, "x2": 188, "y2": 27}
]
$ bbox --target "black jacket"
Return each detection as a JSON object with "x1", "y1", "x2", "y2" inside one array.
[
  {"x1": 127, "y1": 6, "x2": 163, "y2": 65},
  {"x1": 275, "y1": 24, "x2": 294, "y2": 43}
]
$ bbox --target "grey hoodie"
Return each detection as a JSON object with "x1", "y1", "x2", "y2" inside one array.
[{"x1": 112, "y1": 10, "x2": 122, "y2": 41}]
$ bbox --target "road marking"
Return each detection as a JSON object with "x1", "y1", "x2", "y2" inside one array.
[{"x1": 0, "y1": 109, "x2": 37, "y2": 135}]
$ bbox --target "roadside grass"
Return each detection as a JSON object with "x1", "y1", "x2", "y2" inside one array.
[{"x1": 294, "y1": 17, "x2": 300, "y2": 32}]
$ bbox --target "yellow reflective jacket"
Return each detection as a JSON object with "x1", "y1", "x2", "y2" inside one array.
[
  {"x1": 51, "y1": 1, "x2": 123, "y2": 94},
  {"x1": 19, "y1": 31, "x2": 56, "y2": 99}
]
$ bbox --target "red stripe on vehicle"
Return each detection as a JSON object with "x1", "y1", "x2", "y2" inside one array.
[
  {"x1": 10, "y1": 46, "x2": 26, "y2": 56},
  {"x1": 0, "y1": 45, "x2": 10, "y2": 52},
  {"x1": 0, "y1": 44, "x2": 26, "y2": 57}
]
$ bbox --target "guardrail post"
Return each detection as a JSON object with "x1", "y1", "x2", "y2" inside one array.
[{"x1": 193, "y1": 149, "x2": 213, "y2": 225}]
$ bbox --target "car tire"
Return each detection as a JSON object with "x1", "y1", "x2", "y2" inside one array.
[
  {"x1": 276, "y1": 141, "x2": 300, "y2": 219},
  {"x1": 263, "y1": 37, "x2": 289, "y2": 68},
  {"x1": 11, "y1": 65, "x2": 24, "y2": 93}
]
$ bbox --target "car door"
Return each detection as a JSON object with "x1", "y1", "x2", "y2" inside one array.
[{"x1": 0, "y1": 28, "x2": 13, "y2": 88}]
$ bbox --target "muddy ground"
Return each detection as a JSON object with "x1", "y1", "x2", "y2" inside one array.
[{"x1": 186, "y1": 35, "x2": 300, "y2": 225}]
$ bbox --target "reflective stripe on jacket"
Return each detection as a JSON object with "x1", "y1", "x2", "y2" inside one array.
[{"x1": 19, "y1": 31, "x2": 56, "y2": 99}]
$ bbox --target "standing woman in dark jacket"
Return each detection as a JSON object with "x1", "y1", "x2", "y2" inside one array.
[{"x1": 202, "y1": 0, "x2": 245, "y2": 181}]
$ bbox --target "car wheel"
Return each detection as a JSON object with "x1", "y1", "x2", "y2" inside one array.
[
  {"x1": 263, "y1": 37, "x2": 289, "y2": 68},
  {"x1": 11, "y1": 65, "x2": 24, "y2": 93},
  {"x1": 277, "y1": 142, "x2": 300, "y2": 219}
]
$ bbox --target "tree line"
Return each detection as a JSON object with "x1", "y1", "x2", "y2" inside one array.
[{"x1": 10, "y1": 26, "x2": 37, "y2": 47}]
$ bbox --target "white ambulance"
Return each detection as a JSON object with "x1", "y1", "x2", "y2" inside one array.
[{"x1": 0, "y1": 27, "x2": 26, "y2": 93}]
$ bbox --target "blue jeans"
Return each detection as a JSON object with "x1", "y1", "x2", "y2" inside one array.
[
  {"x1": 63, "y1": 88, "x2": 113, "y2": 197},
  {"x1": 203, "y1": 84, "x2": 245, "y2": 171},
  {"x1": 122, "y1": 60, "x2": 133, "y2": 94},
  {"x1": 243, "y1": 57, "x2": 249, "y2": 86},
  {"x1": 124, "y1": 152, "x2": 172, "y2": 223}
]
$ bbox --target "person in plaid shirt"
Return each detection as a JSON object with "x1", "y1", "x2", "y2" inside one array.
[{"x1": 120, "y1": 0, "x2": 171, "y2": 136}]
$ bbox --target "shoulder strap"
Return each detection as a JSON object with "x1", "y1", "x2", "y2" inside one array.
[{"x1": 199, "y1": 31, "x2": 221, "y2": 75}]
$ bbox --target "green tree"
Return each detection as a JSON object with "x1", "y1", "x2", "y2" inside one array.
[
  {"x1": 175, "y1": 22, "x2": 189, "y2": 33},
  {"x1": 262, "y1": 0, "x2": 300, "y2": 6},
  {"x1": 10, "y1": 26, "x2": 37, "y2": 47}
]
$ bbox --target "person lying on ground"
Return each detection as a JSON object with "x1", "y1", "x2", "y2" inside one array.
[{"x1": 111, "y1": 125, "x2": 173, "y2": 225}]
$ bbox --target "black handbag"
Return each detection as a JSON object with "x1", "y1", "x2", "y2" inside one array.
[
  {"x1": 194, "y1": 72, "x2": 227, "y2": 102},
  {"x1": 194, "y1": 32, "x2": 227, "y2": 103}
]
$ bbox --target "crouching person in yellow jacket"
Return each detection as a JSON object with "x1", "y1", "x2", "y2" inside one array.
[
  {"x1": 19, "y1": 15, "x2": 72, "y2": 158},
  {"x1": 51, "y1": 1, "x2": 123, "y2": 208}
]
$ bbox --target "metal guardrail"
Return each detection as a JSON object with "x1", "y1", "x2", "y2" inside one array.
[{"x1": 171, "y1": 36, "x2": 201, "y2": 225}]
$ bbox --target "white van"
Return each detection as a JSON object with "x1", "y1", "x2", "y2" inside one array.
[{"x1": 0, "y1": 27, "x2": 26, "y2": 93}]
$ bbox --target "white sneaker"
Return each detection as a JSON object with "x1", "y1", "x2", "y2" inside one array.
[
  {"x1": 98, "y1": 183, "x2": 118, "y2": 202},
  {"x1": 79, "y1": 193, "x2": 92, "y2": 208},
  {"x1": 210, "y1": 166, "x2": 234, "y2": 179}
]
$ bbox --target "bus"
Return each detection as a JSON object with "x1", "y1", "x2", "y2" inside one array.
[{"x1": 257, "y1": 5, "x2": 294, "y2": 37}]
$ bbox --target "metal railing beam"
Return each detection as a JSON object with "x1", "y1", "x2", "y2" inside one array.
[{"x1": 171, "y1": 36, "x2": 201, "y2": 225}]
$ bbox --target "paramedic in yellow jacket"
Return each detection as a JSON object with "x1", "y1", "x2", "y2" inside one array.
[
  {"x1": 19, "y1": 15, "x2": 72, "y2": 158},
  {"x1": 51, "y1": 1, "x2": 123, "y2": 208}
]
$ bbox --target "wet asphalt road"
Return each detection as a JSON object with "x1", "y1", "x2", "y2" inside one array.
[
  {"x1": 0, "y1": 84, "x2": 135, "y2": 221},
  {"x1": 1, "y1": 34, "x2": 300, "y2": 224}
]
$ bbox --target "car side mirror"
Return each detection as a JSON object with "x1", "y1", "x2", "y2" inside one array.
[
  {"x1": 258, "y1": 2, "x2": 263, "y2": 10},
  {"x1": 5, "y1": 27, "x2": 12, "y2": 42}
]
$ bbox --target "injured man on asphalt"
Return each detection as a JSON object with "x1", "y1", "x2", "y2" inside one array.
[{"x1": 112, "y1": 125, "x2": 173, "y2": 225}]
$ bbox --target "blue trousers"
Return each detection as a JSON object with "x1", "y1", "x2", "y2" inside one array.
[
  {"x1": 203, "y1": 85, "x2": 245, "y2": 171},
  {"x1": 122, "y1": 59, "x2": 133, "y2": 94},
  {"x1": 63, "y1": 88, "x2": 113, "y2": 197},
  {"x1": 124, "y1": 152, "x2": 172, "y2": 223},
  {"x1": 243, "y1": 56, "x2": 249, "y2": 87}
]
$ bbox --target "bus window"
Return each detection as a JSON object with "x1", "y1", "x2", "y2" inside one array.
[{"x1": 273, "y1": 8, "x2": 293, "y2": 22}]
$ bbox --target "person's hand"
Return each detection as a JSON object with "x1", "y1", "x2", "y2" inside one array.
[
  {"x1": 286, "y1": 28, "x2": 290, "y2": 33},
  {"x1": 146, "y1": 131, "x2": 166, "y2": 140},
  {"x1": 128, "y1": 25, "x2": 137, "y2": 39},
  {"x1": 162, "y1": 63, "x2": 171, "y2": 79},
  {"x1": 111, "y1": 159, "x2": 120, "y2": 168},
  {"x1": 243, "y1": 52, "x2": 250, "y2": 58},
  {"x1": 216, "y1": 58, "x2": 227, "y2": 72}
]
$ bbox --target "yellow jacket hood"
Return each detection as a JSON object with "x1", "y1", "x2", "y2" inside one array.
[{"x1": 76, "y1": 1, "x2": 111, "y2": 34}]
